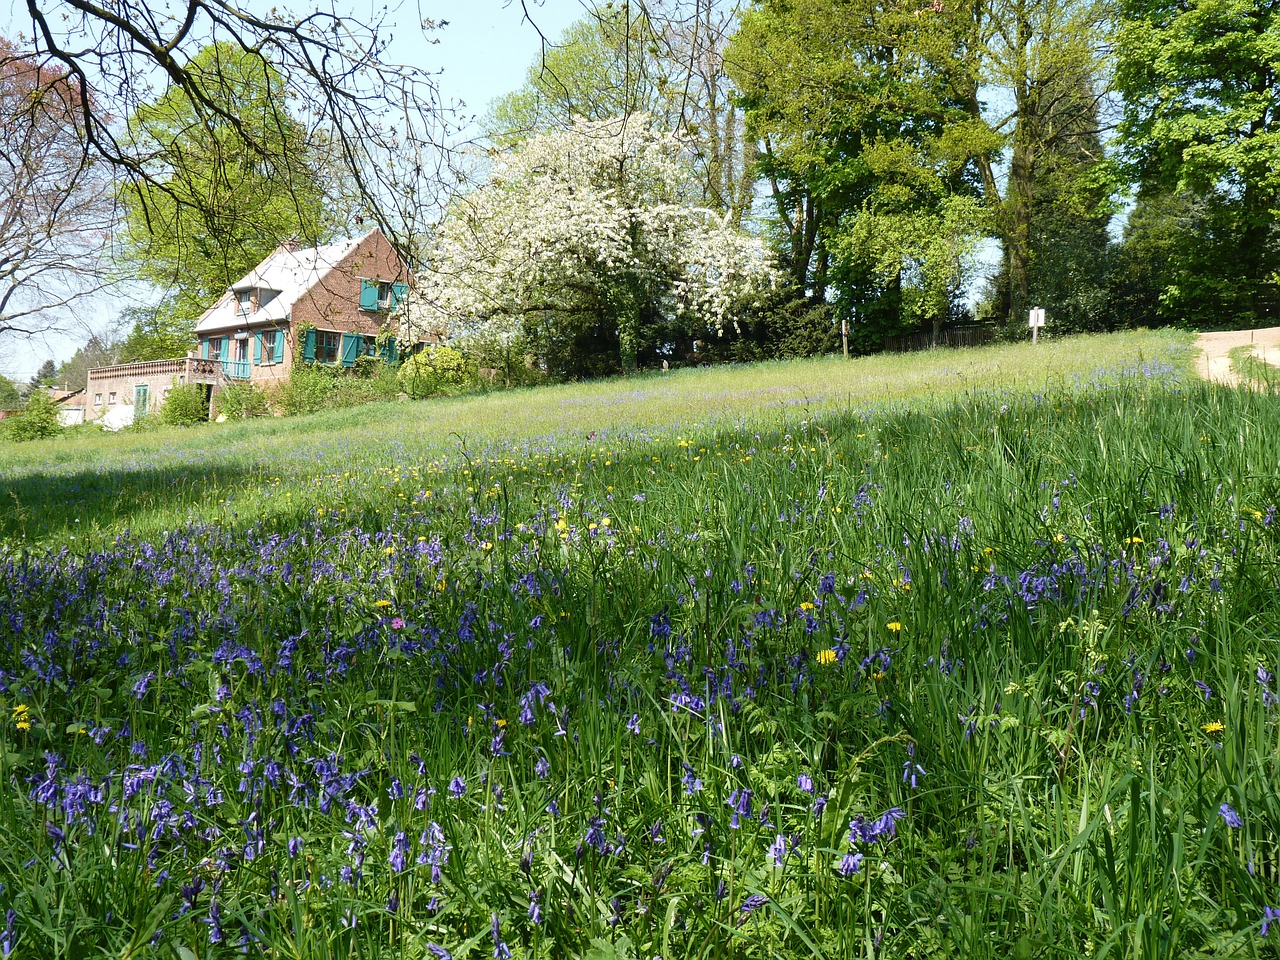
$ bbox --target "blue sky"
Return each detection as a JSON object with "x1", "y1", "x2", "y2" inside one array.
[{"x1": 1, "y1": 0, "x2": 587, "y2": 381}]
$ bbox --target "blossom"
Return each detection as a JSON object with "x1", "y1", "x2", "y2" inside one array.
[
  {"x1": 816, "y1": 649, "x2": 838, "y2": 666},
  {"x1": 1202, "y1": 721, "x2": 1225, "y2": 734},
  {"x1": 1220, "y1": 803, "x2": 1243, "y2": 828},
  {"x1": 837, "y1": 852, "x2": 863, "y2": 876},
  {"x1": 1262, "y1": 906, "x2": 1280, "y2": 937},
  {"x1": 886, "y1": 621, "x2": 903, "y2": 632},
  {"x1": 449, "y1": 776, "x2": 467, "y2": 798}
]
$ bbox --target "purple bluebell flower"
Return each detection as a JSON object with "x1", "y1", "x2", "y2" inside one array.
[
  {"x1": 1220, "y1": 803, "x2": 1243, "y2": 829},
  {"x1": 426, "y1": 944, "x2": 453, "y2": 960},
  {"x1": 1194, "y1": 680, "x2": 1212, "y2": 701},
  {"x1": 1262, "y1": 906, "x2": 1280, "y2": 937},
  {"x1": 837, "y1": 852, "x2": 863, "y2": 876},
  {"x1": 288, "y1": 836, "x2": 303, "y2": 859},
  {"x1": 449, "y1": 776, "x2": 466, "y2": 798},
  {"x1": 739, "y1": 894, "x2": 769, "y2": 914},
  {"x1": 528, "y1": 891, "x2": 542, "y2": 925},
  {"x1": 727, "y1": 788, "x2": 752, "y2": 829},
  {"x1": 797, "y1": 773, "x2": 814, "y2": 794},
  {"x1": 767, "y1": 834, "x2": 787, "y2": 867},
  {"x1": 490, "y1": 913, "x2": 511, "y2": 960}
]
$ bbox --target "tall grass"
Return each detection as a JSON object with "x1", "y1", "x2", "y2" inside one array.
[{"x1": 6, "y1": 332, "x2": 1280, "y2": 958}]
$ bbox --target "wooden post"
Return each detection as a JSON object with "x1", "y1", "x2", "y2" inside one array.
[{"x1": 842, "y1": 317, "x2": 849, "y2": 358}]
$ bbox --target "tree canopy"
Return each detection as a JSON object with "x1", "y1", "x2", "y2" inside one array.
[
  {"x1": 405, "y1": 116, "x2": 777, "y2": 376},
  {"x1": 117, "y1": 42, "x2": 344, "y2": 344}
]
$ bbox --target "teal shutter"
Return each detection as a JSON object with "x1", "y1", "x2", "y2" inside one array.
[
  {"x1": 303, "y1": 329, "x2": 316, "y2": 362},
  {"x1": 221, "y1": 337, "x2": 229, "y2": 359},
  {"x1": 380, "y1": 339, "x2": 399, "y2": 363},
  {"x1": 253, "y1": 332, "x2": 262, "y2": 364},
  {"x1": 273, "y1": 331, "x2": 284, "y2": 363},
  {"x1": 390, "y1": 283, "x2": 408, "y2": 309},
  {"x1": 341, "y1": 333, "x2": 360, "y2": 367},
  {"x1": 201, "y1": 339, "x2": 209, "y2": 359},
  {"x1": 359, "y1": 279, "x2": 379, "y2": 311}
]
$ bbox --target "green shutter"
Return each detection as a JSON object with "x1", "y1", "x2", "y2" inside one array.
[
  {"x1": 274, "y1": 331, "x2": 284, "y2": 363},
  {"x1": 391, "y1": 283, "x2": 408, "y2": 309},
  {"x1": 303, "y1": 328, "x2": 316, "y2": 362},
  {"x1": 201, "y1": 339, "x2": 209, "y2": 359},
  {"x1": 341, "y1": 333, "x2": 360, "y2": 367},
  {"x1": 221, "y1": 337, "x2": 229, "y2": 359},
  {"x1": 253, "y1": 332, "x2": 262, "y2": 364},
  {"x1": 359, "y1": 279, "x2": 379, "y2": 311},
  {"x1": 380, "y1": 339, "x2": 399, "y2": 363}
]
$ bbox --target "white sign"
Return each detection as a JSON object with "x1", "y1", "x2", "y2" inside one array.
[{"x1": 1029, "y1": 306, "x2": 1046, "y2": 344}]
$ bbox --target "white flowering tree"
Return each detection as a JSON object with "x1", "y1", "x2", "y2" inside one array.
[{"x1": 403, "y1": 116, "x2": 777, "y2": 375}]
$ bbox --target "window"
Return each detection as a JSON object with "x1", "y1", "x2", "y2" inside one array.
[
  {"x1": 234, "y1": 338, "x2": 249, "y2": 362},
  {"x1": 237, "y1": 289, "x2": 253, "y2": 315},
  {"x1": 316, "y1": 331, "x2": 341, "y2": 364},
  {"x1": 108, "y1": 392, "x2": 117, "y2": 404},
  {"x1": 263, "y1": 330, "x2": 278, "y2": 364},
  {"x1": 209, "y1": 338, "x2": 223, "y2": 361},
  {"x1": 94, "y1": 393, "x2": 102, "y2": 405},
  {"x1": 365, "y1": 335, "x2": 379, "y2": 357},
  {"x1": 376, "y1": 282, "x2": 393, "y2": 310}
]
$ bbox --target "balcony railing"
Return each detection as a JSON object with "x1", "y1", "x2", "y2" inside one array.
[
  {"x1": 88, "y1": 357, "x2": 225, "y2": 384},
  {"x1": 220, "y1": 359, "x2": 251, "y2": 380}
]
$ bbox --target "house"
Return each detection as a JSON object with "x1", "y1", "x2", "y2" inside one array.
[{"x1": 85, "y1": 230, "x2": 419, "y2": 425}]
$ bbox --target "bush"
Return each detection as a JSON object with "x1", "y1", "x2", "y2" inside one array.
[
  {"x1": 5, "y1": 390, "x2": 62, "y2": 442},
  {"x1": 398, "y1": 346, "x2": 478, "y2": 399},
  {"x1": 158, "y1": 383, "x2": 209, "y2": 426},
  {"x1": 277, "y1": 362, "x2": 385, "y2": 416},
  {"x1": 215, "y1": 382, "x2": 270, "y2": 419}
]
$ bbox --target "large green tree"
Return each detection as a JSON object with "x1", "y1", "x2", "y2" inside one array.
[
  {"x1": 118, "y1": 42, "x2": 345, "y2": 346},
  {"x1": 1115, "y1": 0, "x2": 1280, "y2": 323},
  {"x1": 728, "y1": 0, "x2": 993, "y2": 344},
  {"x1": 730, "y1": 0, "x2": 1111, "y2": 335}
]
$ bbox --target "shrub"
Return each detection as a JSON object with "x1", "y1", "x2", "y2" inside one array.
[
  {"x1": 277, "y1": 363, "x2": 383, "y2": 416},
  {"x1": 5, "y1": 390, "x2": 62, "y2": 441},
  {"x1": 215, "y1": 382, "x2": 270, "y2": 419},
  {"x1": 158, "y1": 383, "x2": 209, "y2": 426},
  {"x1": 398, "y1": 346, "x2": 478, "y2": 399}
]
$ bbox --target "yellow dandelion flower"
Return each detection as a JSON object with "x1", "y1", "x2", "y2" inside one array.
[
  {"x1": 816, "y1": 649, "x2": 838, "y2": 666},
  {"x1": 800, "y1": 602, "x2": 816, "y2": 612},
  {"x1": 16, "y1": 720, "x2": 31, "y2": 731},
  {"x1": 384, "y1": 546, "x2": 396, "y2": 556},
  {"x1": 1201, "y1": 721, "x2": 1225, "y2": 734},
  {"x1": 374, "y1": 600, "x2": 393, "y2": 609},
  {"x1": 886, "y1": 621, "x2": 903, "y2": 632},
  {"x1": 1124, "y1": 536, "x2": 1143, "y2": 545}
]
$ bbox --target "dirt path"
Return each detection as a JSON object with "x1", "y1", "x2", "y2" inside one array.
[{"x1": 1194, "y1": 327, "x2": 1280, "y2": 387}]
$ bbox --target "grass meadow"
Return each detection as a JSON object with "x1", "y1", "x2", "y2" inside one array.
[{"x1": 4, "y1": 328, "x2": 1280, "y2": 958}]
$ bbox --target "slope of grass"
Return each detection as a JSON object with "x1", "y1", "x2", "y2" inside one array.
[{"x1": 0, "y1": 330, "x2": 1192, "y2": 545}]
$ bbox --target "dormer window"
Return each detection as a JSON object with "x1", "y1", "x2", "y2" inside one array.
[
  {"x1": 237, "y1": 289, "x2": 254, "y2": 315},
  {"x1": 360, "y1": 278, "x2": 407, "y2": 312}
]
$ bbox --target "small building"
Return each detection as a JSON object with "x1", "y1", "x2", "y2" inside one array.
[{"x1": 84, "y1": 230, "x2": 419, "y2": 425}]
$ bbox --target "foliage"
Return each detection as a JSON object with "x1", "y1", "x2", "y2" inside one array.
[
  {"x1": 485, "y1": 3, "x2": 755, "y2": 225},
  {"x1": 9, "y1": 341, "x2": 1280, "y2": 957},
  {"x1": 52, "y1": 335, "x2": 120, "y2": 393},
  {"x1": 9, "y1": 2, "x2": 446, "y2": 257},
  {"x1": 157, "y1": 383, "x2": 210, "y2": 427},
  {"x1": 4, "y1": 388, "x2": 61, "y2": 441},
  {"x1": 406, "y1": 116, "x2": 778, "y2": 376},
  {"x1": 276, "y1": 362, "x2": 394, "y2": 417},
  {"x1": 214, "y1": 382, "x2": 270, "y2": 420},
  {"x1": 0, "y1": 374, "x2": 19, "y2": 410},
  {"x1": 397, "y1": 347, "x2": 479, "y2": 399},
  {"x1": 118, "y1": 42, "x2": 342, "y2": 336},
  {"x1": 1114, "y1": 0, "x2": 1280, "y2": 321},
  {"x1": 116, "y1": 306, "x2": 194, "y2": 363}
]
